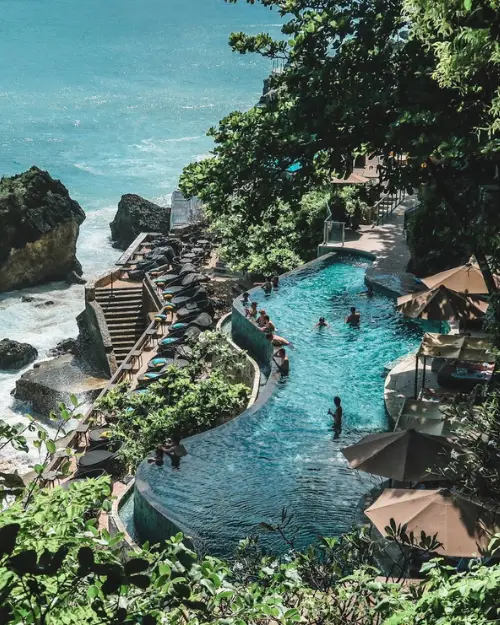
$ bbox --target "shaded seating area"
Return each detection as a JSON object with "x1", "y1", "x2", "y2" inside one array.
[
  {"x1": 342, "y1": 429, "x2": 454, "y2": 484},
  {"x1": 394, "y1": 399, "x2": 455, "y2": 437},
  {"x1": 421, "y1": 261, "x2": 499, "y2": 295},
  {"x1": 397, "y1": 284, "x2": 488, "y2": 331},
  {"x1": 414, "y1": 333, "x2": 495, "y2": 398}
]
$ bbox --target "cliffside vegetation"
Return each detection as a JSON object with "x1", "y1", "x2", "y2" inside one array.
[
  {"x1": 180, "y1": 0, "x2": 500, "y2": 294},
  {"x1": 1, "y1": 475, "x2": 500, "y2": 625},
  {"x1": 95, "y1": 332, "x2": 250, "y2": 470}
]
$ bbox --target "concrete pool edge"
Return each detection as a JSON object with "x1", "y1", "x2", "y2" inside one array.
[{"x1": 216, "y1": 311, "x2": 261, "y2": 410}]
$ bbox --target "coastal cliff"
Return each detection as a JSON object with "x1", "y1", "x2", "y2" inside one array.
[{"x1": 0, "y1": 166, "x2": 86, "y2": 292}]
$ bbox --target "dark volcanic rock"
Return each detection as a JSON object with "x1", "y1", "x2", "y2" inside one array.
[
  {"x1": 0, "y1": 339, "x2": 38, "y2": 370},
  {"x1": 33, "y1": 300, "x2": 55, "y2": 308},
  {"x1": 0, "y1": 167, "x2": 86, "y2": 292},
  {"x1": 48, "y1": 338, "x2": 79, "y2": 357},
  {"x1": 110, "y1": 194, "x2": 171, "y2": 249},
  {"x1": 15, "y1": 354, "x2": 108, "y2": 415}
]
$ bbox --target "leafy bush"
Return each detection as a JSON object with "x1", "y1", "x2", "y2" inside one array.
[
  {"x1": 95, "y1": 334, "x2": 250, "y2": 470},
  {"x1": 4, "y1": 484, "x2": 500, "y2": 625}
]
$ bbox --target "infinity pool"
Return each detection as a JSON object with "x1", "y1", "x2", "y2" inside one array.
[{"x1": 127, "y1": 257, "x2": 423, "y2": 556}]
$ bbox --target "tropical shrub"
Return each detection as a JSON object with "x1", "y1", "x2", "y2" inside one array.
[
  {"x1": 95, "y1": 333, "x2": 250, "y2": 470},
  {"x1": 4, "y1": 482, "x2": 500, "y2": 625}
]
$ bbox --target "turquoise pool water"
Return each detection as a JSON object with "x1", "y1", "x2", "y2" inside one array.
[{"x1": 128, "y1": 257, "x2": 423, "y2": 556}]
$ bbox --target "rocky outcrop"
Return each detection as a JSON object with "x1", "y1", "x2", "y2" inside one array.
[
  {"x1": 0, "y1": 339, "x2": 38, "y2": 370},
  {"x1": 15, "y1": 354, "x2": 108, "y2": 416},
  {"x1": 110, "y1": 194, "x2": 170, "y2": 249},
  {"x1": 48, "y1": 338, "x2": 79, "y2": 358},
  {"x1": 0, "y1": 167, "x2": 86, "y2": 292}
]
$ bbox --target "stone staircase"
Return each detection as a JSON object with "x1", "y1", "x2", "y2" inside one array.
[{"x1": 94, "y1": 286, "x2": 145, "y2": 365}]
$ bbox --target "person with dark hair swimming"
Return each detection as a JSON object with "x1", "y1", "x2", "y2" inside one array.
[
  {"x1": 262, "y1": 277, "x2": 272, "y2": 295},
  {"x1": 245, "y1": 301, "x2": 258, "y2": 318},
  {"x1": 315, "y1": 317, "x2": 329, "y2": 329},
  {"x1": 148, "y1": 434, "x2": 187, "y2": 469},
  {"x1": 273, "y1": 347, "x2": 289, "y2": 375},
  {"x1": 162, "y1": 434, "x2": 187, "y2": 469},
  {"x1": 272, "y1": 276, "x2": 280, "y2": 290},
  {"x1": 345, "y1": 307, "x2": 360, "y2": 325}
]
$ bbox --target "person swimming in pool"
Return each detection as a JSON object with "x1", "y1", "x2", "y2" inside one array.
[
  {"x1": 262, "y1": 277, "x2": 273, "y2": 295},
  {"x1": 163, "y1": 434, "x2": 188, "y2": 469},
  {"x1": 245, "y1": 301, "x2": 258, "y2": 318},
  {"x1": 147, "y1": 434, "x2": 187, "y2": 469},
  {"x1": 257, "y1": 309, "x2": 267, "y2": 327},
  {"x1": 345, "y1": 307, "x2": 360, "y2": 325},
  {"x1": 265, "y1": 331, "x2": 290, "y2": 347},
  {"x1": 273, "y1": 347, "x2": 290, "y2": 375},
  {"x1": 272, "y1": 276, "x2": 280, "y2": 290},
  {"x1": 315, "y1": 317, "x2": 329, "y2": 329},
  {"x1": 259, "y1": 315, "x2": 276, "y2": 333}
]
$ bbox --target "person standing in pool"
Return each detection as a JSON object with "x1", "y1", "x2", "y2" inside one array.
[
  {"x1": 273, "y1": 348, "x2": 289, "y2": 375},
  {"x1": 272, "y1": 276, "x2": 280, "y2": 290},
  {"x1": 328, "y1": 396, "x2": 343, "y2": 438},
  {"x1": 262, "y1": 277, "x2": 273, "y2": 295},
  {"x1": 345, "y1": 307, "x2": 360, "y2": 325}
]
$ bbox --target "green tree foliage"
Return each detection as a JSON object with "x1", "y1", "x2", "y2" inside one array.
[
  {"x1": 181, "y1": 0, "x2": 500, "y2": 289},
  {"x1": 96, "y1": 333, "x2": 249, "y2": 470},
  {"x1": 3, "y1": 482, "x2": 500, "y2": 625},
  {"x1": 436, "y1": 389, "x2": 500, "y2": 504},
  {"x1": 406, "y1": 184, "x2": 472, "y2": 276}
]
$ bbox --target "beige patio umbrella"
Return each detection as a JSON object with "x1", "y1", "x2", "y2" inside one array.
[
  {"x1": 396, "y1": 285, "x2": 488, "y2": 322},
  {"x1": 422, "y1": 262, "x2": 497, "y2": 295},
  {"x1": 365, "y1": 489, "x2": 500, "y2": 557},
  {"x1": 342, "y1": 430, "x2": 454, "y2": 482}
]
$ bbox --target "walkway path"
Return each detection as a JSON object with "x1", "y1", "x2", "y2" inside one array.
[{"x1": 323, "y1": 197, "x2": 423, "y2": 298}]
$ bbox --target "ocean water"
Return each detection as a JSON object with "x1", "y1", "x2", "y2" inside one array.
[{"x1": 0, "y1": 0, "x2": 279, "y2": 470}]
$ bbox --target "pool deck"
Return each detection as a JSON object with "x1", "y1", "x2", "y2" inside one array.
[{"x1": 322, "y1": 197, "x2": 424, "y2": 298}]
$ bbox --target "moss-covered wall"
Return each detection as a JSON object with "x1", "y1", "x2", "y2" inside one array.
[{"x1": 231, "y1": 304, "x2": 273, "y2": 365}]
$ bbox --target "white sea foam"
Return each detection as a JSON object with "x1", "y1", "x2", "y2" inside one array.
[{"x1": 74, "y1": 162, "x2": 105, "y2": 176}]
